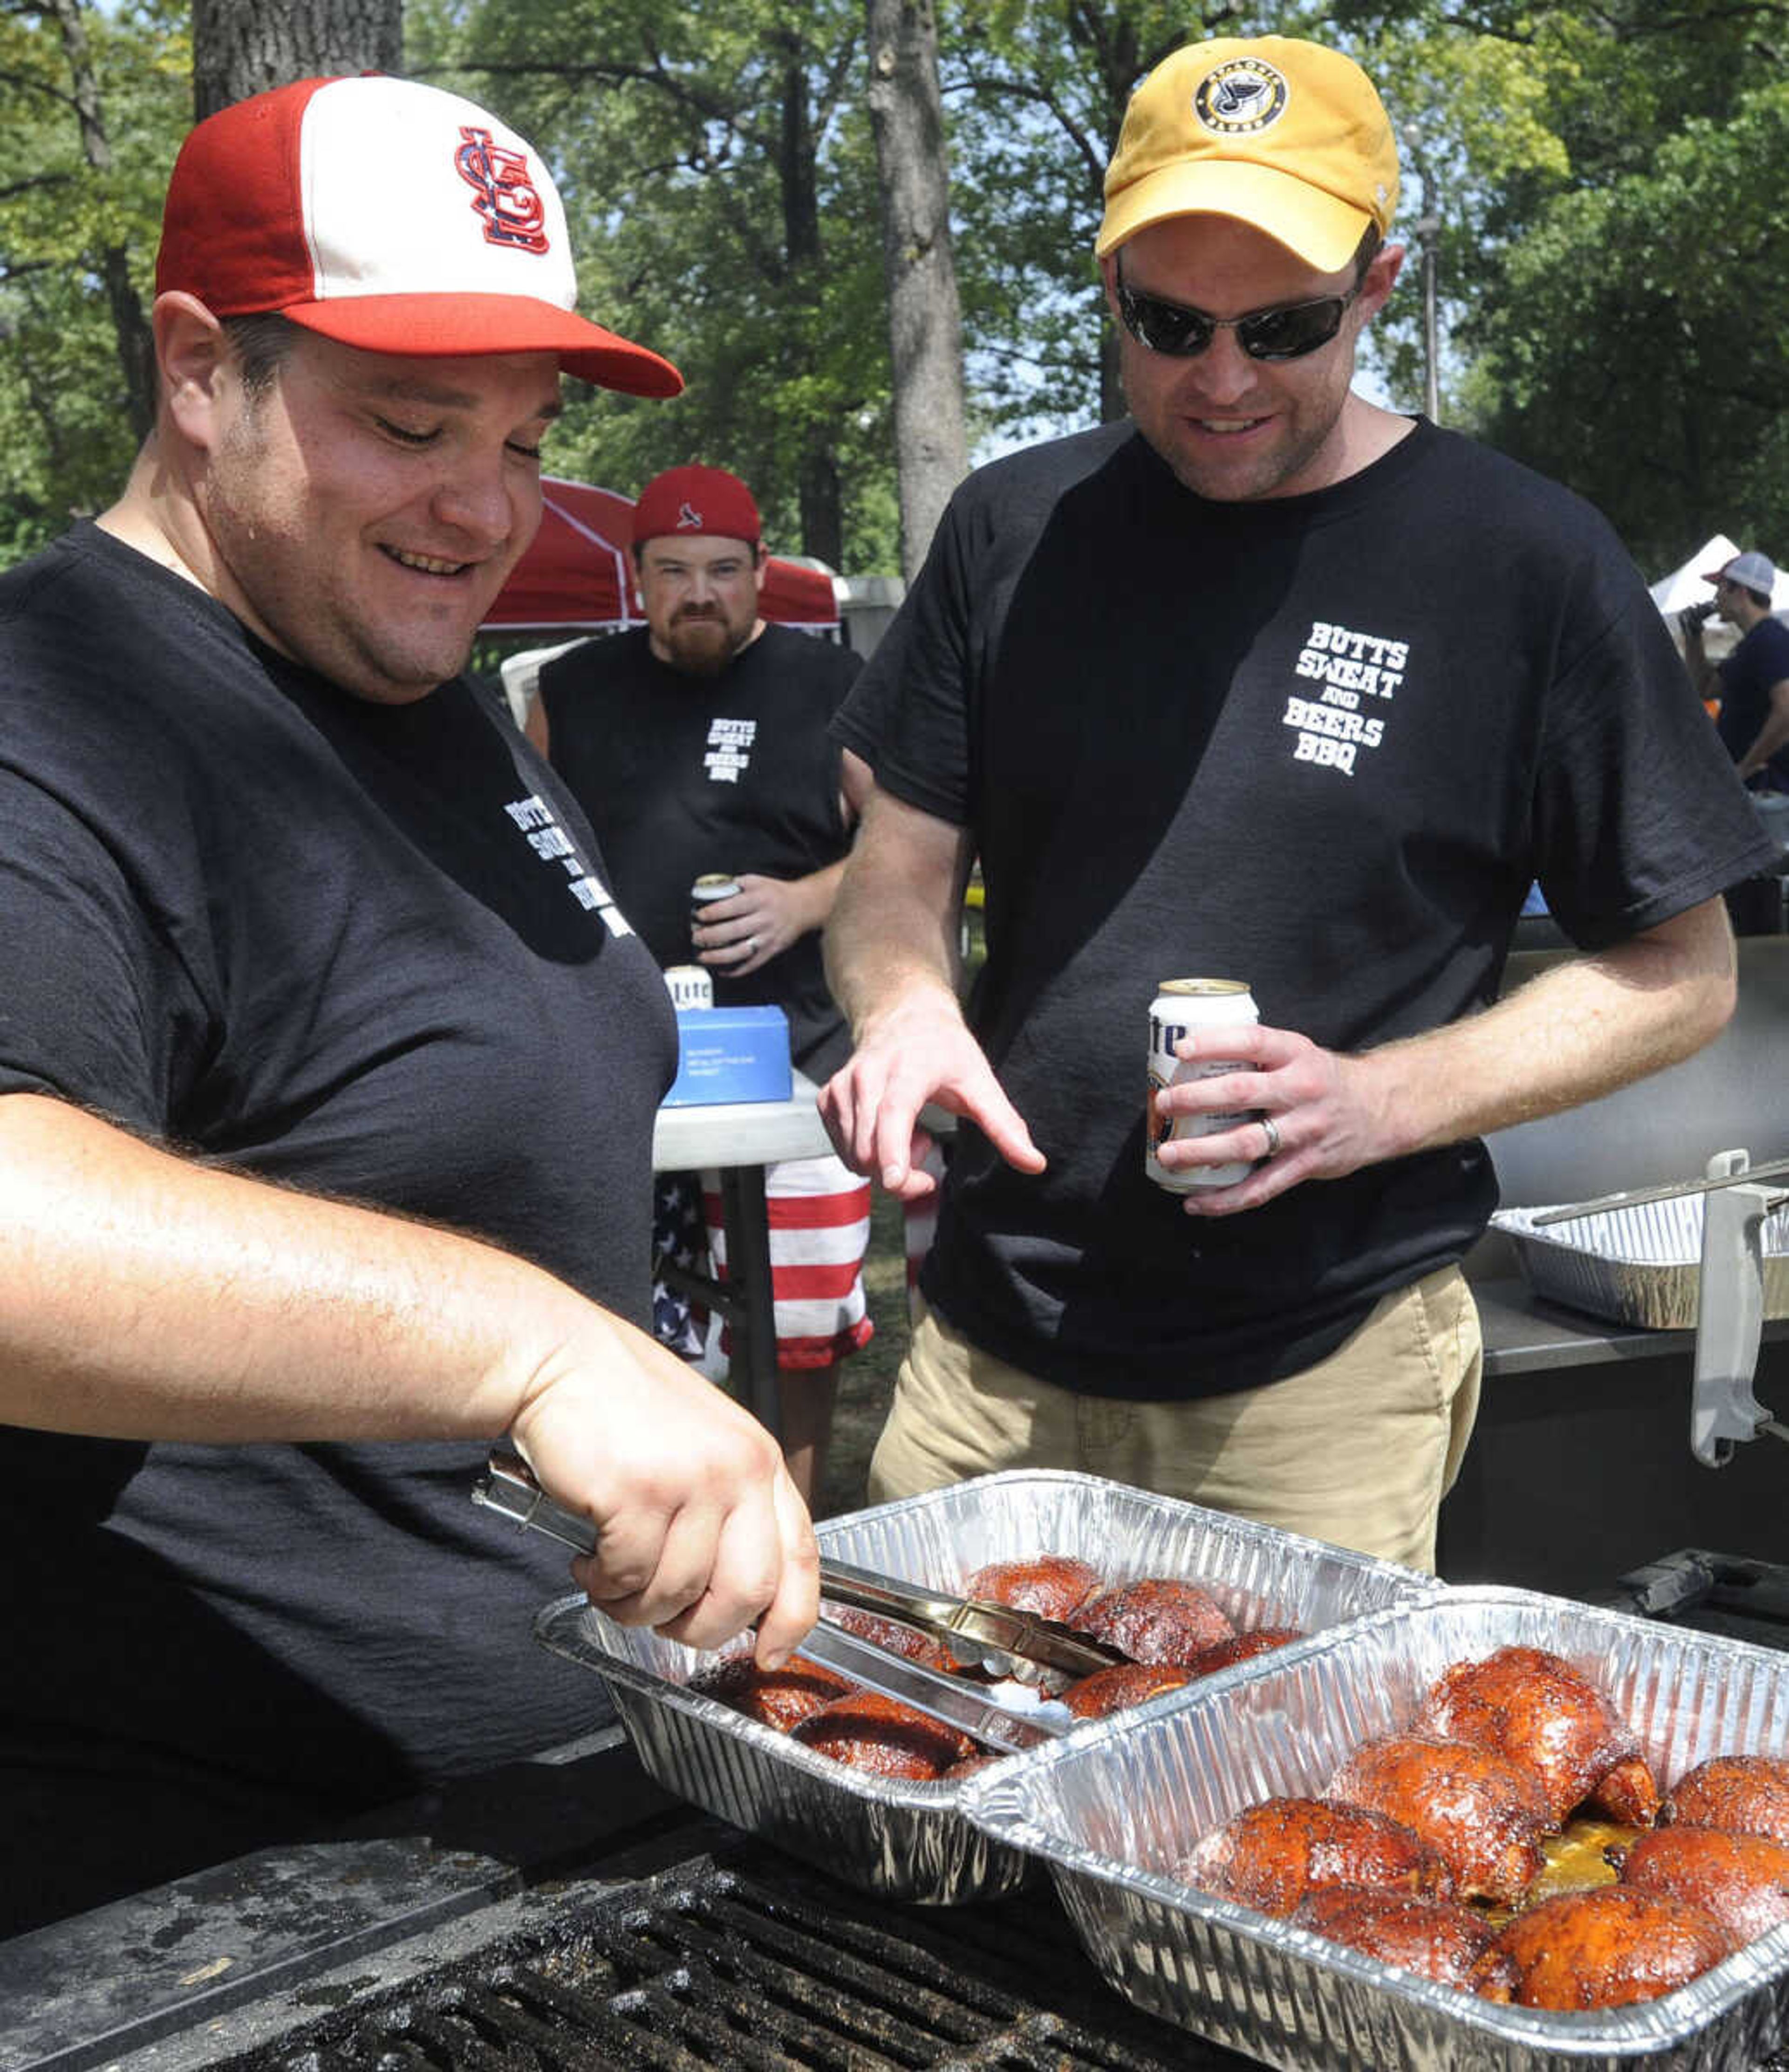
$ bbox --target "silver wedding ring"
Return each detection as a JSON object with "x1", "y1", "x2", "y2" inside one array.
[
  {"x1": 744, "y1": 936, "x2": 758, "y2": 956},
  {"x1": 1259, "y1": 1115, "x2": 1281, "y2": 1161}
]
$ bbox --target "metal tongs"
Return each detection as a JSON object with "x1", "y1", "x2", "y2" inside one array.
[
  {"x1": 471, "y1": 1452, "x2": 1127, "y2": 1752},
  {"x1": 1530, "y1": 1154, "x2": 1789, "y2": 1228},
  {"x1": 810, "y1": 1554, "x2": 1127, "y2": 1684}
]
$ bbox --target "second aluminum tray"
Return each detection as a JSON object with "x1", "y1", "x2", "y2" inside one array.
[
  {"x1": 1493, "y1": 1195, "x2": 1789, "y2": 1329},
  {"x1": 960, "y1": 1586, "x2": 1789, "y2": 2070}
]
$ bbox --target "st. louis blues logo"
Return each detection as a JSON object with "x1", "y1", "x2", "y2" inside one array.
[
  {"x1": 454, "y1": 126, "x2": 550, "y2": 252},
  {"x1": 1193, "y1": 57, "x2": 1290, "y2": 136}
]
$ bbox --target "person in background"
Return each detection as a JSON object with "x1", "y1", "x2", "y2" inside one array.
[
  {"x1": 0, "y1": 75, "x2": 816, "y2": 1936},
  {"x1": 1682, "y1": 549, "x2": 1789, "y2": 791},
  {"x1": 530, "y1": 467, "x2": 874, "y2": 1503},
  {"x1": 819, "y1": 34, "x2": 1775, "y2": 1574}
]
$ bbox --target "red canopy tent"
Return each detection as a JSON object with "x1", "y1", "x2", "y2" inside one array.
[{"x1": 483, "y1": 476, "x2": 840, "y2": 632}]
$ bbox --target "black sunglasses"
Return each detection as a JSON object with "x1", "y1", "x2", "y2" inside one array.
[{"x1": 1113, "y1": 258, "x2": 1364, "y2": 362}]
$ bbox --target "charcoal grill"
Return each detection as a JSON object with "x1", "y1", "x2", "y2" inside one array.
[
  {"x1": 0, "y1": 1725, "x2": 1234, "y2": 2072},
  {"x1": 183, "y1": 1846, "x2": 1218, "y2": 2072}
]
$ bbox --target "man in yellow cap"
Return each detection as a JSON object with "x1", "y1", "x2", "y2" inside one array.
[{"x1": 819, "y1": 36, "x2": 1772, "y2": 1571}]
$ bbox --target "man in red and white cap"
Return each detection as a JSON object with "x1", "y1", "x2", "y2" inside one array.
[
  {"x1": 532, "y1": 465, "x2": 874, "y2": 1504},
  {"x1": 0, "y1": 78, "x2": 816, "y2": 1932}
]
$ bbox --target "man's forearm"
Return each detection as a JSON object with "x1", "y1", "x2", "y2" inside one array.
[
  {"x1": 0, "y1": 1092, "x2": 587, "y2": 1443},
  {"x1": 1349, "y1": 899, "x2": 1736, "y2": 1159},
  {"x1": 824, "y1": 830, "x2": 965, "y2": 1039},
  {"x1": 1735, "y1": 686, "x2": 1789, "y2": 778},
  {"x1": 792, "y1": 856, "x2": 849, "y2": 936}
]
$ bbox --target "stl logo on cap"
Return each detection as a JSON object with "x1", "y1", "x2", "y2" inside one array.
[
  {"x1": 1196, "y1": 57, "x2": 1289, "y2": 135},
  {"x1": 454, "y1": 125, "x2": 550, "y2": 253},
  {"x1": 676, "y1": 502, "x2": 704, "y2": 531}
]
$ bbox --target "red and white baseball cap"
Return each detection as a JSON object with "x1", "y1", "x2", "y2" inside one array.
[
  {"x1": 154, "y1": 75, "x2": 682, "y2": 398},
  {"x1": 632, "y1": 465, "x2": 762, "y2": 547}
]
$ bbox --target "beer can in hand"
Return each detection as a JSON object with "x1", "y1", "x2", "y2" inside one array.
[
  {"x1": 1146, "y1": 978, "x2": 1261, "y2": 1193},
  {"x1": 690, "y1": 872, "x2": 741, "y2": 948}
]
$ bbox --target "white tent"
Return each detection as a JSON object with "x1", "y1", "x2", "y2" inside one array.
[{"x1": 1650, "y1": 533, "x2": 1789, "y2": 615}]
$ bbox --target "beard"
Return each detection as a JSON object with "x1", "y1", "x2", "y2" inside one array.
[{"x1": 660, "y1": 610, "x2": 749, "y2": 677}]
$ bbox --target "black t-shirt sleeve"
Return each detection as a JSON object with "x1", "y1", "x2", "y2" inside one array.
[
  {"x1": 833, "y1": 500, "x2": 976, "y2": 826},
  {"x1": 0, "y1": 766, "x2": 201, "y2": 1130},
  {"x1": 1529, "y1": 584, "x2": 1774, "y2": 945}
]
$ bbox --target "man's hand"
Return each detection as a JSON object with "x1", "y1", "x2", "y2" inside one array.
[
  {"x1": 1156, "y1": 899, "x2": 1736, "y2": 1216},
  {"x1": 693, "y1": 873, "x2": 817, "y2": 976},
  {"x1": 819, "y1": 983, "x2": 1045, "y2": 1198},
  {"x1": 1152, "y1": 1021, "x2": 1389, "y2": 1216},
  {"x1": 505, "y1": 1319, "x2": 819, "y2": 1668}
]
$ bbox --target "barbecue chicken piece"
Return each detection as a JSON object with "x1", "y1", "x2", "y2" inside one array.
[
  {"x1": 1412, "y1": 1645, "x2": 1659, "y2": 1826},
  {"x1": 1062, "y1": 1662, "x2": 1198, "y2": 1721},
  {"x1": 1326, "y1": 1734, "x2": 1551, "y2": 1906},
  {"x1": 693, "y1": 1655, "x2": 854, "y2": 1733},
  {"x1": 1616, "y1": 1825, "x2": 1789, "y2": 1945},
  {"x1": 1186, "y1": 1629, "x2": 1304, "y2": 1676},
  {"x1": 962, "y1": 1554, "x2": 1104, "y2": 1622},
  {"x1": 942, "y1": 1748, "x2": 1004, "y2": 1782},
  {"x1": 822, "y1": 1604, "x2": 957, "y2": 1673},
  {"x1": 1471, "y1": 1887, "x2": 1732, "y2": 2010},
  {"x1": 1074, "y1": 1578, "x2": 1235, "y2": 1664},
  {"x1": 1177, "y1": 1796, "x2": 1455, "y2": 1916},
  {"x1": 1291, "y1": 1885, "x2": 1496, "y2": 1990},
  {"x1": 1663, "y1": 1755, "x2": 1789, "y2": 1844},
  {"x1": 791, "y1": 1689, "x2": 976, "y2": 1779},
  {"x1": 1063, "y1": 1630, "x2": 1303, "y2": 1718}
]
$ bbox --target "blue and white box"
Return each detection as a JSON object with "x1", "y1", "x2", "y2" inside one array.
[{"x1": 662, "y1": 1005, "x2": 792, "y2": 1108}]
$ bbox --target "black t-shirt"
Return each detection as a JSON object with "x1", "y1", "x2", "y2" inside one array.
[
  {"x1": 0, "y1": 525, "x2": 676, "y2": 1822},
  {"x1": 1715, "y1": 614, "x2": 1789, "y2": 785},
  {"x1": 539, "y1": 623, "x2": 862, "y2": 1077},
  {"x1": 836, "y1": 420, "x2": 1775, "y2": 1400}
]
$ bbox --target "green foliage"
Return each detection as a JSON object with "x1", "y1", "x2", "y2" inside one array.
[
  {"x1": 413, "y1": 0, "x2": 900, "y2": 570},
  {"x1": 0, "y1": 1, "x2": 189, "y2": 553},
  {"x1": 9, "y1": 0, "x2": 1789, "y2": 584},
  {"x1": 1334, "y1": 0, "x2": 1789, "y2": 566},
  {"x1": 1473, "y1": 80, "x2": 1789, "y2": 569}
]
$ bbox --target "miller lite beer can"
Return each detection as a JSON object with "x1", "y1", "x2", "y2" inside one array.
[
  {"x1": 663, "y1": 964, "x2": 714, "y2": 1010},
  {"x1": 1146, "y1": 978, "x2": 1261, "y2": 1193}
]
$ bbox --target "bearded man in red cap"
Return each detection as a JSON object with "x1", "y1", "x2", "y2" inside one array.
[
  {"x1": 532, "y1": 465, "x2": 875, "y2": 1504},
  {"x1": 0, "y1": 77, "x2": 816, "y2": 1934}
]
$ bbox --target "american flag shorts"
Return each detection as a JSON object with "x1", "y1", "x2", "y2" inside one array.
[{"x1": 651, "y1": 1151, "x2": 874, "y2": 1371}]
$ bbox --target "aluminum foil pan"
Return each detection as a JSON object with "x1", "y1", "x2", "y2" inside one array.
[
  {"x1": 959, "y1": 1585, "x2": 1789, "y2": 2069},
  {"x1": 1493, "y1": 1197, "x2": 1789, "y2": 1329},
  {"x1": 531, "y1": 1470, "x2": 1439, "y2": 1906}
]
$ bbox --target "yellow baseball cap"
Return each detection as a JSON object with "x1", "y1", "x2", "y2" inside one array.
[{"x1": 1097, "y1": 36, "x2": 1399, "y2": 272}]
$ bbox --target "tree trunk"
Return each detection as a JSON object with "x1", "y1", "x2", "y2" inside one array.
[
  {"x1": 865, "y1": 0, "x2": 968, "y2": 581},
  {"x1": 775, "y1": 41, "x2": 847, "y2": 569},
  {"x1": 798, "y1": 429, "x2": 845, "y2": 573},
  {"x1": 42, "y1": 0, "x2": 155, "y2": 443},
  {"x1": 191, "y1": 0, "x2": 402, "y2": 121}
]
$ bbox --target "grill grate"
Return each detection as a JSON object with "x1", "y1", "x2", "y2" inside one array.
[{"x1": 219, "y1": 1845, "x2": 1225, "y2": 2071}]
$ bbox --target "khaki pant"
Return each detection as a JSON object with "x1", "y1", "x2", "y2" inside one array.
[{"x1": 868, "y1": 1267, "x2": 1482, "y2": 1573}]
